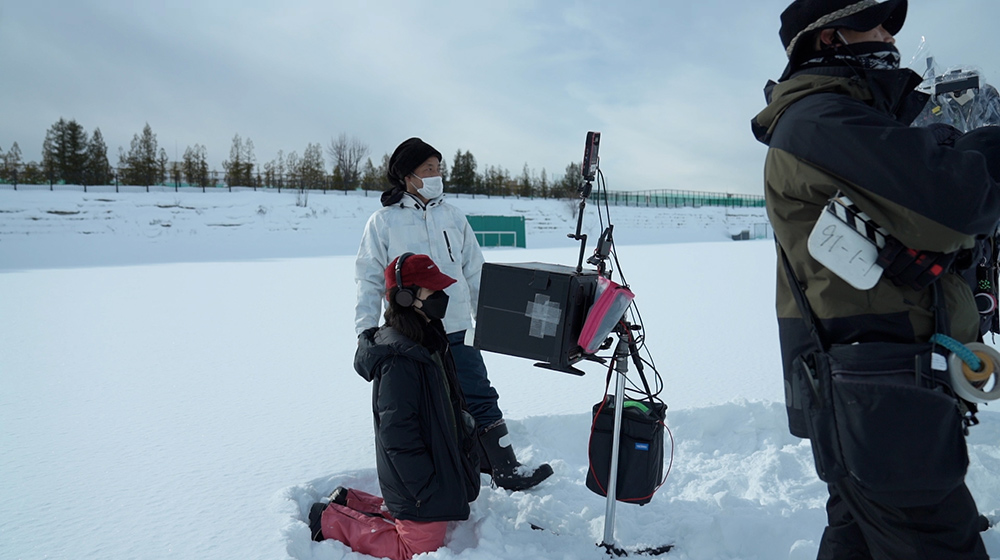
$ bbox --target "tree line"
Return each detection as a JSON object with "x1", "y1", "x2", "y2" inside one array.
[{"x1": 0, "y1": 119, "x2": 585, "y2": 199}]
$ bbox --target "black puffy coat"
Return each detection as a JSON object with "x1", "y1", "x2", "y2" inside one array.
[{"x1": 354, "y1": 323, "x2": 480, "y2": 522}]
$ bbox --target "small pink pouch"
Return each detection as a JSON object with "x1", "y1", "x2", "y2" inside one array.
[{"x1": 578, "y1": 276, "x2": 634, "y2": 354}]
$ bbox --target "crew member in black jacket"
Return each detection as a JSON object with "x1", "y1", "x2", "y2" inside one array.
[
  {"x1": 310, "y1": 253, "x2": 480, "y2": 560},
  {"x1": 753, "y1": 0, "x2": 1000, "y2": 558}
]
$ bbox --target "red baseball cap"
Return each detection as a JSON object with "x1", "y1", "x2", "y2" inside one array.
[{"x1": 385, "y1": 253, "x2": 456, "y2": 294}]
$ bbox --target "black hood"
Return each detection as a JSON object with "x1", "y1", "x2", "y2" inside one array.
[
  {"x1": 752, "y1": 66, "x2": 926, "y2": 145},
  {"x1": 354, "y1": 326, "x2": 434, "y2": 382}
]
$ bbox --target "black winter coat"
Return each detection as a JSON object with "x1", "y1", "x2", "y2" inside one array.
[
  {"x1": 752, "y1": 66, "x2": 1000, "y2": 437},
  {"x1": 354, "y1": 323, "x2": 480, "y2": 522}
]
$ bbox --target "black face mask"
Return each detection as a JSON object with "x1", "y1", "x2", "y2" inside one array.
[{"x1": 417, "y1": 291, "x2": 449, "y2": 321}]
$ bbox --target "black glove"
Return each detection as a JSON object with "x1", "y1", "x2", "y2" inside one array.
[
  {"x1": 925, "y1": 122, "x2": 964, "y2": 147},
  {"x1": 875, "y1": 237, "x2": 957, "y2": 290}
]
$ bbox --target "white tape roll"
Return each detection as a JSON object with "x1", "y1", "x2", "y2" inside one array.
[{"x1": 947, "y1": 342, "x2": 1000, "y2": 404}]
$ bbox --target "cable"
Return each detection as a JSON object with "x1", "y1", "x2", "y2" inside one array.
[{"x1": 587, "y1": 162, "x2": 667, "y2": 404}]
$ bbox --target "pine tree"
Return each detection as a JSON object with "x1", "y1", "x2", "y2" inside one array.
[
  {"x1": 241, "y1": 137, "x2": 256, "y2": 187},
  {"x1": 197, "y1": 146, "x2": 209, "y2": 187},
  {"x1": 119, "y1": 124, "x2": 160, "y2": 186},
  {"x1": 331, "y1": 165, "x2": 345, "y2": 191},
  {"x1": 300, "y1": 143, "x2": 326, "y2": 189},
  {"x1": 377, "y1": 154, "x2": 391, "y2": 191},
  {"x1": 219, "y1": 135, "x2": 257, "y2": 187},
  {"x1": 0, "y1": 144, "x2": 23, "y2": 184},
  {"x1": 517, "y1": 163, "x2": 534, "y2": 198},
  {"x1": 182, "y1": 144, "x2": 209, "y2": 188},
  {"x1": 21, "y1": 162, "x2": 45, "y2": 184},
  {"x1": 41, "y1": 118, "x2": 66, "y2": 181},
  {"x1": 555, "y1": 162, "x2": 582, "y2": 199},
  {"x1": 169, "y1": 161, "x2": 182, "y2": 187},
  {"x1": 42, "y1": 118, "x2": 89, "y2": 184},
  {"x1": 450, "y1": 150, "x2": 478, "y2": 194},
  {"x1": 262, "y1": 160, "x2": 276, "y2": 188},
  {"x1": 223, "y1": 134, "x2": 244, "y2": 187},
  {"x1": 359, "y1": 158, "x2": 379, "y2": 193},
  {"x1": 263, "y1": 150, "x2": 285, "y2": 188},
  {"x1": 157, "y1": 148, "x2": 169, "y2": 185},
  {"x1": 85, "y1": 129, "x2": 113, "y2": 186},
  {"x1": 439, "y1": 158, "x2": 449, "y2": 184},
  {"x1": 65, "y1": 121, "x2": 89, "y2": 185},
  {"x1": 480, "y1": 165, "x2": 510, "y2": 196},
  {"x1": 0, "y1": 145, "x2": 8, "y2": 184},
  {"x1": 285, "y1": 151, "x2": 300, "y2": 188}
]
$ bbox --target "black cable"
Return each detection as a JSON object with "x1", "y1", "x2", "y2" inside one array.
[{"x1": 588, "y1": 164, "x2": 666, "y2": 404}]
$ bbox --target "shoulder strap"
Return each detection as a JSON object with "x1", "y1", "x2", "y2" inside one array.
[{"x1": 777, "y1": 241, "x2": 828, "y2": 352}]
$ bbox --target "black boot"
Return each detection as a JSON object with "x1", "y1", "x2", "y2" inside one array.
[
  {"x1": 328, "y1": 486, "x2": 348, "y2": 507},
  {"x1": 480, "y1": 421, "x2": 553, "y2": 491},
  {"x1": 308, "y1": 502, "x2": 328, "y2": 541}
]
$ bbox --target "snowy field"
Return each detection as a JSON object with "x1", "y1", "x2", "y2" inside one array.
[{"x1": 1, "y1": 188, "x2": 998, "y2": 560}]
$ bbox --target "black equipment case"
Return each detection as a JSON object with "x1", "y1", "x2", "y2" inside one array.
[{"x1": 474, "y1": 262, "x2": 600, "y2": 374}]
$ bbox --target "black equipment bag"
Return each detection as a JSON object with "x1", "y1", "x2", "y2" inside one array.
[
  {"x1": 586, "y1": 395, "x2": 667, "y2": 505},
  {"x1": 792, "y1": 342, "x2": 968, "y2": 507},
  {"x1": 780, "y1": 244, "x2": 969, "y2": 507}
]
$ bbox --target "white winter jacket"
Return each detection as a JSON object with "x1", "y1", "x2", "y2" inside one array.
[{"x1": 355, "y1": 192, "x2": 484, "y2": 336}]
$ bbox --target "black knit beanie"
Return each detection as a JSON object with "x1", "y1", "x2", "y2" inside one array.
[
  {"x1": 386, "y1": 138, "x2": 442, "y2": 189},
  {"x1": 381, "y1": 138, "x2": 443, "y2": 207}
]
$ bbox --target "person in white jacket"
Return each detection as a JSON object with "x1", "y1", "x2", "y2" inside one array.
[{"x1": 354, "y1": 137, "x2": 552, "y2": 492}]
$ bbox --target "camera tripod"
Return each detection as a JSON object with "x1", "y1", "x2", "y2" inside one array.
[{"x1": 597, "y1": 322, "x2": 672, "y2": 557}]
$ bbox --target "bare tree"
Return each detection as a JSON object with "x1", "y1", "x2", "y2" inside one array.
[
  {"x1": 326, "y1": 133, "x2": 369, "y2": 190},
  {"x1": 2, "y1": 142, "x2": 22, "y2": 184}
]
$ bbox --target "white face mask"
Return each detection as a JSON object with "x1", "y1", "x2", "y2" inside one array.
[{"x1": 411, "y1": 175, "x2": 444, "y2": 199}]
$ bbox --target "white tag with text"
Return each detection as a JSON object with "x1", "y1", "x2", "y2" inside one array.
[{"x1": 807, "y1": 208, "x2": 883, "y2": 290}]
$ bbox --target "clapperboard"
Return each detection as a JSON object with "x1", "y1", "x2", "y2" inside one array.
[{"x1": 806, "y1": 193, "x2": 888, "y2": 290}]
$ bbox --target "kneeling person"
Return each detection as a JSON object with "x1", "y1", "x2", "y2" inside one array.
[{"x1": 312, "y1": 253, "x2": 480, "y2": 560}]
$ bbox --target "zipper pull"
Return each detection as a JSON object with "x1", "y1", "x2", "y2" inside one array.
[{"x1": 443, "y1": 231, "x2": 455, "y2": 262}]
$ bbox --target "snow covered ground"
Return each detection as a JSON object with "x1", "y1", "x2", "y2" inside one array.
[{"x1": 1, "y1": 188, "x2": 997, "y2": 560}]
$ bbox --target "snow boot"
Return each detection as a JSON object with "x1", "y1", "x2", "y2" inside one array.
[
  {"x1": 328, "y1": 486, "x2": 348, "y2": 507},
  {"x1": 309, "y1": 502, "x2": 328, "y2": 541},
  {"x1": 480, "y1": 420, "x2": 553, "y2": 491}
]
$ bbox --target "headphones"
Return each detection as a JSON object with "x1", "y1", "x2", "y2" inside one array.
[{"x1": 394, "y1": 252, "x2": 417, "y2": 307}]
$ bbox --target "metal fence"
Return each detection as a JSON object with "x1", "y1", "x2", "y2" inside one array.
[
  {"x1": 595, "y1": 189, "x2": 765, "y2": 208},
  {"x1": 0, "y1": 181, "x2": 766, "y2": 210}
]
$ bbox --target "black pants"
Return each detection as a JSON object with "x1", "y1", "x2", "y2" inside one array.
[{"x1": 817, "y1": 479, "x2": 987, "y2": 560}]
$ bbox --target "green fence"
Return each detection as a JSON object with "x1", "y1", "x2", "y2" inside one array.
[
  {"x1": 597, "y1": 189, "x2": 765, "y2": 208},
  {"x1": 466, "y1": 215, "x2": 526, "y2": 248}
]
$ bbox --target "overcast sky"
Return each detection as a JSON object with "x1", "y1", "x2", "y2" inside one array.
[{"x1": 2, "y1": 0, "x2": 999, "y2": 195}]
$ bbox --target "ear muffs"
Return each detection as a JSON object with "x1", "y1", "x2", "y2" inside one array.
[{"x1": 394, "y1": 252, "x2": 417, "y2": 307}]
